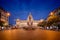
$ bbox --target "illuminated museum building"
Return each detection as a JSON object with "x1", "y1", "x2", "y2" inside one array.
[{"x1": 15, "y1": 13, "x2": 41, "y2": 27}]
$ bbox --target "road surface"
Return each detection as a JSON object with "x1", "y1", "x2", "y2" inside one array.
[{"x1": 0, "y1": 29, "x2": 60, "y2": 40}]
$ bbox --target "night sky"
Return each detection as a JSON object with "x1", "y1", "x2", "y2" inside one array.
[{"x1": 0, "y1": 0, "x2": 60, "y2": 25}]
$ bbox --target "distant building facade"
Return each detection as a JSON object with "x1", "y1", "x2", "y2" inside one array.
[{"x1": 15, "y1": 13, "x2": 40, "y2": 27}]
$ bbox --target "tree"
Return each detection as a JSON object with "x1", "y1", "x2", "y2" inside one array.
[
  {"x1": 0, "y1": 21, "x2": 5, "y2": 27},
  {"x1": 46, "y1": 14, "x2": 59, "y2": 26},
  {"x1": 37, "y1": 20, "x2": 46, "y2": 27}
]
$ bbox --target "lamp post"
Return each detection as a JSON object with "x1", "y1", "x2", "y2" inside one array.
[
  {"x1": 6, "y1": 12, "x2": 10, "y2": 25},
  {"x1": 6, "y1": 12, "x2": 10, "y2": 17}
]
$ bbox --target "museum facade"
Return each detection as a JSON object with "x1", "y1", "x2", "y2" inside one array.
[{"x1": 15, "y1": 13, "x2": 41, "y2": 27}]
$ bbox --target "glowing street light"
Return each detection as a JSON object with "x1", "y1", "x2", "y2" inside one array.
[
  {"x1": 6, "y1": 12, "x2": 10, "y2": 17},
  {"x1": 50, "y1": 12, "x2": 54, "y2": 16}
]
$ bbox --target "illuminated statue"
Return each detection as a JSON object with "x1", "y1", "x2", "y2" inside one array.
[{"x1": 27, "y1": 12, "x2": 33, "y2": 26}]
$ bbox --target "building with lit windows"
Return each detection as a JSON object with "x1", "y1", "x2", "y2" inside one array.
[
  {"x1": 47, "y1": 7, "x2": 60, "y2": 21},
  {"x1": 46, "y1": 7, "x2": 60, "y2": 27},
  {"x1": 15, "y1": 12, "x2": 41, "y2": 27},
  {"x1": 0, "y1": 7, "x2": 10, "y2": 26}
]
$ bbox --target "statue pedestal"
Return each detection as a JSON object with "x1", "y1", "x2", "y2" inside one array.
[{"x1": 27, "y1": 21, "x2": 33, "y2": 27}]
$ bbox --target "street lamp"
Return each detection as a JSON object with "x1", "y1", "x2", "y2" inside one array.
[
  {"x1": 6, "y1": 12, "x2": 10, "y2": 25},
  {"x1": 6, "y1": 12, "x2": 10, "y2": 17},
  {"x1": 50, "y1": 12, "x2": 54, "y2": 16}
]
